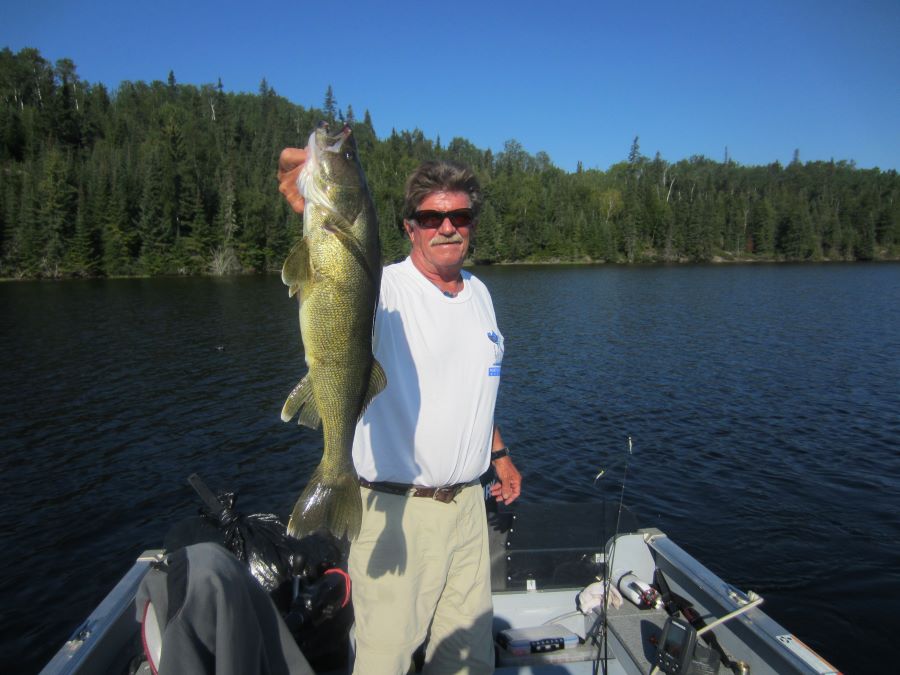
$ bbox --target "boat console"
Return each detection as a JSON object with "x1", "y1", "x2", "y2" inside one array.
[{"x1": 487, "y1": 503, "x2": 839, "y2": 675}]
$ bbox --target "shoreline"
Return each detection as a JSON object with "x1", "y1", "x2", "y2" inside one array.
[
  {"x1": 2, "y1": 253, "x2": 899, "y2": 282},
  {"x1": 468, "y1": 254, "x2": 900, "y2": 267}
]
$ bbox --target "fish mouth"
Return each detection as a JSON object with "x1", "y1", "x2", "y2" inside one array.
[
  {"x1": 312, "y1": 121, "x2": 351, "y2": 155},
  {"x1": 298, "y1": 123, "x2": 359, "y2": 199}
]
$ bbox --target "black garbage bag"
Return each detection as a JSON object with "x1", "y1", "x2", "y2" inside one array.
[
  {"x1": 154, "y1": 475, "x2": 351, "y2": 672},
  {"x1": 182, "y1": 474, "x2": 343, "y2": 593}
]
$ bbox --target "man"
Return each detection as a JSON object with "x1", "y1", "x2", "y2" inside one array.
[{"x1": 278, "y1": 148, "x2": 521, "y2": 674}]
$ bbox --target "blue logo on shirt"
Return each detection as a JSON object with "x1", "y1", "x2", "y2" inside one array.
[{"x1": 487, "y1": 331, "x2": 504, "y2": 376}]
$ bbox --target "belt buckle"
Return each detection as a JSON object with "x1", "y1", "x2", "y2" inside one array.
[{"x1": 432, "y1": 486, "x2": 456, "y2": 503}]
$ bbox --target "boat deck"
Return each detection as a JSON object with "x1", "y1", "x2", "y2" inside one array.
[{"x1": 41, "y1": 502, "x2": 841, "y2": 675}]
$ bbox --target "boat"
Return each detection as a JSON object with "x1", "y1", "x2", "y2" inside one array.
[{"x1": 40, "y1": 501, "x2": 842, "y2": 675}]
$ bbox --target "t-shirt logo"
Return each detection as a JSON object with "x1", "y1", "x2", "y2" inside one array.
[{"x1": 487, "y1": 331, "x2": 504, "y2": 376}]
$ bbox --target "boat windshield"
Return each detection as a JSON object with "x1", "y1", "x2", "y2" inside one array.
[{"x1": 487, "y1": 501, "x2": 639, "y2": 593}]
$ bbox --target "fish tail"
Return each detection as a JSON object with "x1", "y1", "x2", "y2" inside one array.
[{"x1": 287, "y1": 463, "x2": 362, "y2": 541}]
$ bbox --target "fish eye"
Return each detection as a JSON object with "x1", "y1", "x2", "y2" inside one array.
[{"x1": 344, "y1": 150, "x2": 355, "y2": 161}]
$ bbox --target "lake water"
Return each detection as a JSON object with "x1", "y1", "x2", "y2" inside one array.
[{"x1": 1, "y1": 263, "x2": 898, "y2": 673}]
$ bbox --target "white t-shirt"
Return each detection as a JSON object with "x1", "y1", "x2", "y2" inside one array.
[{"x1": 352, "y1": 257, "x2": 504, "y2": 486}]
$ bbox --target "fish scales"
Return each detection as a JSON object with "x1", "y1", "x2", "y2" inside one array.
[{"x1": 281, "y1": 123, "x2": 385, "y2": 540}]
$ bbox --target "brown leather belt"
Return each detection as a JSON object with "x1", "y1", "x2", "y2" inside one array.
[{"x1": 358, "y1": 477, "x2": 476, "y2": 503}]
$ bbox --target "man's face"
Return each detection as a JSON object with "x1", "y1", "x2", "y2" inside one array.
[{"x1": 405, "y1": 191, "x2": 473, "y2": 277}]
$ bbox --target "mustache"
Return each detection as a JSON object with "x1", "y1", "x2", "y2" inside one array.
[{"x1": 430, "y1": 233, "x2": 464, "y2": 246}]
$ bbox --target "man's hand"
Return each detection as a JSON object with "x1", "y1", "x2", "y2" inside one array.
[
  {"x1": 490, "y1": 456, "x2": 522, "y2": 505},
  {"x1": 278, "y1": 147, "x2": 308, "y2": 213}
]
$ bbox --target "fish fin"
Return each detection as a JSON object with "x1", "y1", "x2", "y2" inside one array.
[
  {"x1": 359, "y1": 358, "x2": 387, "y2": 417},
  {"x1": 287, "y1": 464, "x2": 362, "y2": 540},
  {"x1": 282, "y1": 238, "x2": 310, "y2": 298},
  {"x1": 281, "y1": 374, "x2": 321, "y2": 428}
]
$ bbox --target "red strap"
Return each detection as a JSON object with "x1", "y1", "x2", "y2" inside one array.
[
  {"x1": 141, "y1": 600, "x2": 160, "y2": 675},
  {"x1": 323, "y1": 568, "x2": 351, "y2": 608}
]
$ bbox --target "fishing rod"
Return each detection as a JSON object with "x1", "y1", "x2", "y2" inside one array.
[
  {"x1": 586, "y1": 435, "x2": 633, "y2": 675},
  {"x1": 589, "y1": 439, "x2": 764, "y2": 675}
]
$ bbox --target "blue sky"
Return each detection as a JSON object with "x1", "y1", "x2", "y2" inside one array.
[{"x1": 2, "y1": 0, "x2": 898, "y2": 173}]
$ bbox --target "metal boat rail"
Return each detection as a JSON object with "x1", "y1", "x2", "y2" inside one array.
[{"x1": 40, "y1": 551, "x2": 163, "y2": 675}]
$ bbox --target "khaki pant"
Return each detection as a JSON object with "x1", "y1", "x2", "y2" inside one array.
[{"x1": 349, "y1": 484, "x2": 494, "y2": 675}]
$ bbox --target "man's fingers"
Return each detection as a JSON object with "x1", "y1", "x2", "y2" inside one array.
[
  {"x1": 491, "y1": 480, "x2": 520, "y2": 505},
  {"x1": 277, "y1": 147, "x2": 307, "y2": 214},
  {"x1": 502, "y1": 478, "x2": 521, "y2": 505},
  {"x1": 285, "y1": 193, "x2": 305, "y2": 213},
  {"x1": 490, "y1": 482, "x2": 507, "y2": 503},
  {"x1": 279, "y1": 173, "x2": 305, "y2": 213},
  {"x1": 278, "y1": 147, "x2": 307, "y2": 174}
]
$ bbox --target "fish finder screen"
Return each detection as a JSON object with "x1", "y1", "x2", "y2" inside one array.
[{"x1": 664, "y1": 621, "x2": 686, "y2": 657}]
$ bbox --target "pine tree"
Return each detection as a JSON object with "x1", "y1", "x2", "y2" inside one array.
[
  {"x1": 13, "y1": 172, "x2": 40, "y2": 276},
  {"x1": 749, "y1": 196, "x2": 776, "y2": 256},
  {"x1": 323, "y1": 85, "x2": 337, "y2": 124},
  {"x1": 779, "y1": 192, "x2": 816, "y2": 259},
  {"x1": 471, "y1": 202, "x2": 501, "y2": 262},
  {"x1": 210, "y1": 169, "x2": 240, "y2": 274},
  {"x1": 855, "y1": 212, "x2": 876, "y2": 260},
  {"x1": 52, "y1": 62, "x2": 82, "y2": 147},
  {"x1": 628, "y1": 136, "x2": 641, "y2": 164},
  {"x1": 37, "y1": 147, "x2": 78, "y2": 276},
  {"x1": 102, "y1": 184, "x2": 133, "y2": 276},
  {"x1": 67, "y1": 184, "x2": 100, "y2": 276},
  {"x1": 138, "y1": 145, "x2": 169, "y2": 273}
]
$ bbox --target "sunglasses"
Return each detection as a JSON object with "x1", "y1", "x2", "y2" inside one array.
[{"x1": 411, "y1": 209, "x2": 475, "y2": 229}]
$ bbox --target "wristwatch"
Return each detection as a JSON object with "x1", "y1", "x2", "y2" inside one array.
[{"x1": 490, "y1": 447, "x2": 510, "y2": 461}]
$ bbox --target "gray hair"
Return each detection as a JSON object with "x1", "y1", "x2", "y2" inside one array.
[{"x1": 402, "y1": 161, "x2": 482, "y2": 222}]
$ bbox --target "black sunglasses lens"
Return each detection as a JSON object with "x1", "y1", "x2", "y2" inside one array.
[
  {"x1": 415, "y1": 211, "x2": 444, "y2": 228},
  {"x1": 448, "y1": 210, "x2": 474, "y2": 227},
  {"x1": 413, "y1": 210, "x2": 474, "y2": 228}
]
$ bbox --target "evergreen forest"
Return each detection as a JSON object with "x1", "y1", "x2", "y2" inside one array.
[{"x1": 2, "y1": 47, "x2": 898, "y2": 279}]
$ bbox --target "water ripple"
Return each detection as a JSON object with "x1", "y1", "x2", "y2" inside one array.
[{"x1": 1, "y1": 265, "x2": 898, "y2": 673}]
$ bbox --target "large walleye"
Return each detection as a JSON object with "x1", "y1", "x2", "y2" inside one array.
[{"x1": 281, "y1": 123, "x2": 385, "y2": 540}]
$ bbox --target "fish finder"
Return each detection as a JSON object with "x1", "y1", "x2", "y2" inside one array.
[{"x1": 655, "y1": 617, "x2": 720, "y2": 674}]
